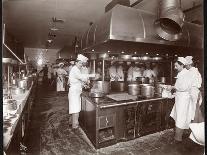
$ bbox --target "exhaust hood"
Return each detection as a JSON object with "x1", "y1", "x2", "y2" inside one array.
[{"x1": 80, "y1": 5, "x2": 203, "y2": 55}]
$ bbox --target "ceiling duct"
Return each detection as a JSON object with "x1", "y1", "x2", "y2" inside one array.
[
  {"x1": 80, "y1": 5, "x2": 203, "y2": 54},
  {"x1": 154, "y1": 0, "x2": 185, "y2": 41}
]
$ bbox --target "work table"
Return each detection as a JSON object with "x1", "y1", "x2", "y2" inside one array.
[
  {"x1": 3, "y1": 78, "x2": 37, "y2": 154},
  {"x1": 80, "y1": 91, "x2": 175, "y2": 149}
]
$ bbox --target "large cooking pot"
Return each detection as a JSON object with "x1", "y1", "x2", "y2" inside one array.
[
  {"x1": 155, "y1": 82, "x2": 164, "y2": 97},
  {"x1": 140, "y1": 84, "x2": 155, "y2": 98},
  {"x1": 90, "y1": 80, "x2": 110, "y2": 94},
  {"x1": 136, "y1": 77, "x2": 149, "y2": 84},
  {"x1": 111, "y1": 81, "x2": 126, "y2": 92},
  {"x1": 128, "y1": 83, "x2": 140, "y2": 95},
  {"x1": 17, "y1": 80, "x2": 28, "y2": 90}
]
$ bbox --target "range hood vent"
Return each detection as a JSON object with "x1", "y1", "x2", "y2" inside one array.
[{"x1": 80, "y1": 5, "x2": 203, "y2": 54}]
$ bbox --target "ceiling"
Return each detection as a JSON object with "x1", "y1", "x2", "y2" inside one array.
[{"x1": 3, "y1": 0, "x2": 203, "y2": 50}]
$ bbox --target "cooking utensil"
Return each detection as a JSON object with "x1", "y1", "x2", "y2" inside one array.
[
  {"x1": 140, "y1": 84, "x2": 155, "y2": 98},
  {"x1": 110, "y1": 81, "x2": 126, "y2": 92},
  {"x1": 128, "y1": 83, "x2": 140, "y2": 95},
  {"x1": 90, "y1": 80, "x2": 110, "y2": 94}
]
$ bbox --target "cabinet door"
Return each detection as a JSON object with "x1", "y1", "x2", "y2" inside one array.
[
  {"x1": 124, "y1": 106, "x2": 137, "y2": 139},
  {"x1": 137, "y1": 101, "x2": 162, "y2": 136},
  {"x1": 99, "y1": 115, "x2": 115, "y2": 129},
  {"x1": 165, "y1": 99, "x2": 175, "y2": 129}
]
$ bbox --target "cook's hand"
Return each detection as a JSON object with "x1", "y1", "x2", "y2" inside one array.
[{"x1": 166, "y1": 85, "x2": 172, "y2": 91}]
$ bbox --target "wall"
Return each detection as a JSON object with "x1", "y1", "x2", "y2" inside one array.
[
  {"x1": 184, "y1": 5, "x2": 203, "y2": 25},
  {"x1": 57, "y1": 45, "x2": 76, "y2": 60},
  {"x1": 24, "y1": 48, "x2": 59, "y2": 71}
]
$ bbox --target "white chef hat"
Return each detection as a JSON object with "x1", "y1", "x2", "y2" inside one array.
[
  {"x1": 59, "y1": 62, "x2": 64, "y2": 66},
  {"x1": 177, "y1": 57, "x2": 187, "y2": 65},
  {"x1": 77, "y1": 54, "x2": 88, "y2": 63},
  {"x1": 185, "y1": 56, "x2": 193, "y2": 65}
]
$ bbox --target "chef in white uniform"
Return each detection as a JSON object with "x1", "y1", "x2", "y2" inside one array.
[
  {"x1": 127, "y1": 62, "x2": 142, "y2": 81},
  {"x1": 109, "y1": 61, "x2": 118, "y2": 81},
  {"x1": 143, "y1": 63, "x2": 156, "y2": 78},
  {"x1": 167, "y1": 57, "x2": 192, "y2": 142},
  {"x1": 68, "y1": 54, "x2": 95, "y2": 129},
  {"x1": 185, "y1": 56, "x2": 203, "y2": 122},
  {"x1": 116, "y1": 61, "x2": 124, "y2": 81},
  {"x1": 56, "y1": 63, "x2": 67, "y2": 93}
]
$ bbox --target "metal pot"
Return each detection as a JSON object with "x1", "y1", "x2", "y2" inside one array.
[
  {"x1": 11, "y1": 87, "x2": 25, "y2": 95},
  {"x1": 136, "y1": 77, "x2": 149, "y2": 84},
  {"x1": 155, "y1": 83, "x2": 164, "y2": 97},
  {"x1": 140, "y1": 84, "x2": 155, "y2": 98},
  {"x1": 110, "y1": 81, "x2": 126, "y2": 92},
  {"x1": 89, "y1": 92, "x2": 105, "y2": 98},
  {"x1": 90, "y1": 80, "x2": 110, "y2": 94},
  {"x1": 18, "y1": 80, "x2": 28, "y2": 90},
  {"x1": 3, "y1": 99, "x2": 17, "y2": 111},
  {"x1": 128, "y1": 83, "x2": 140, "y2": 95}
]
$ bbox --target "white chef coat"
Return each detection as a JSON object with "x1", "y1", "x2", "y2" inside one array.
[
  {"x1": 47, "y1": 66, "x2": 52, "y2": 79},
  {"x1": 170, "y1": 68, "x2": 193, "y2": 129},
  {"x1": 109, "y1": 66, "x2": 117, "y2": 81},
  {"x1": 68, "y1": 65, "x2": 94, "y2": 114},
  {"x1": 127, "y1": 66, "x2": 142, "y2": 81},
  {"x1": 143, "y1": 69, "x2": 156, "y2": 78},
  {"x1": 117, "y1": 66, "x2": 124, "y2": 81},
  {"x1": 189, "y1": 122, "x2": 205, "y2": 146},
  {"x1": 56, "y1": 68, "x2": 67, "y2": 92},
  {"x1": 188, "y1": 67, "x2": 202, "y2": 120}
]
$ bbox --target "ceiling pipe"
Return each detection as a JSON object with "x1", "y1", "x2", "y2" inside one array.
[{"x1": 154, "y1": 0, "x2": 185, "y2": 41}]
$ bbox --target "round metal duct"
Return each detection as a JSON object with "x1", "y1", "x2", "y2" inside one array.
[{"x1": 154, "y1": 0, "x2": 185, "y2": 41}]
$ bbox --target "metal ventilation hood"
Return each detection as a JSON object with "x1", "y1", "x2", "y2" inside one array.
[{"x1": 80, "y1": 5, "x2": 203, "y2": 55}]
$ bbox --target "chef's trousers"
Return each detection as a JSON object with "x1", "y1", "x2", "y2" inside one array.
[{"x1": 72, "y1": 113, "x2": 79, "y2": 129}]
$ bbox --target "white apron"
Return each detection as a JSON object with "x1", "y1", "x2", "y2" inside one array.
[
  {"x1": 68, "y1": 66, "x2": 92, "y2": 114},
  {"x1": 132, "y1": 67, "x2": 142, "y2": 81},
  {"x1": 170, "y1": 68, "x2": 193, "y2": 129},
  {"x1": 57, "y1": 76, "x2": 65, "y2": 91},
  {"x1": 68, "y1": 85, "x2": 82, "y2": 114}
]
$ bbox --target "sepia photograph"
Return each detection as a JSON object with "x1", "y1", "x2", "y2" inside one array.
[{"x1": 2, "y1": 0, "x2": 205, "y2": 154}]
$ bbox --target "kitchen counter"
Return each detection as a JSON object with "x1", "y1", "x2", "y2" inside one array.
[
  {"x1": 3, "y1": 79, "x2": 37, "y2": 153},
  {"x1": 82, "y1": 91, "x2": 165, "y2": 108},
  {"x1": 80, "y1": 91, "x2": 175, "y2": 149}
]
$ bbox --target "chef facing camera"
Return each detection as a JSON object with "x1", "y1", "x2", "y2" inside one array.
[{"x1": 68, "y1": 54, "x2": 96, "y2": 130}]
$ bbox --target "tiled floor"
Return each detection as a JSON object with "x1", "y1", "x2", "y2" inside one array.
[{"x1": 24, "y1": 83, "x2": 205, "y2": 155}]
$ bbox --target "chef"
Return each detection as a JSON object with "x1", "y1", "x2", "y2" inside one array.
[
  {"x1": 127, "y1": 62, "x2": 142, "y2": 81},
  {"x1": 109, "y1": 61, "x2": 118, "y2": 81},
  {"x1": 68, "y1": 54, "x2": 95, "y2": 129},
  {"x1": 56, "y1": 63, "x2": 67, "y2": 93},
  {"x1": 167, "y1": 57, "x2": 192, "y2": 142},
  {"x1": 143, "y1": 63, "x2": 156, "y2": 78},
  {"x1": 116, "y1": 61, "x2": 124, "y2": 81},
  {"x1": 185, "y1": 56, "x2": 203, "y2": 122}
]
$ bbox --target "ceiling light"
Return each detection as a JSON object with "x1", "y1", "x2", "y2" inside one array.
[
  {"x1": 108, "y1": 50, "x2": 110, "y2": 53},
  {"x1": 92, "y1": 49, "x2": 94, "y2": 51},
  {"x1": 156, "y1": 54, "x2": 159, "y2": 55},
  {"x1": 146, "y1": 53, "x2": 148, "y2": 55},
  {"x1": 121, "y1": 51, "x2": 124, "y2": 53},
  {"x1": 134, "y1": 52, "x2": 137, "y2": 54},
  {"x1": 47, "y1": 39, "x2": 53, "y2": 43}
]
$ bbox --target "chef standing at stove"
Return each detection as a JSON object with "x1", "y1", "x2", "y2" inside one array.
[{"x1": 68, "y1": 54, "x2": 95, "y2": 129}]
